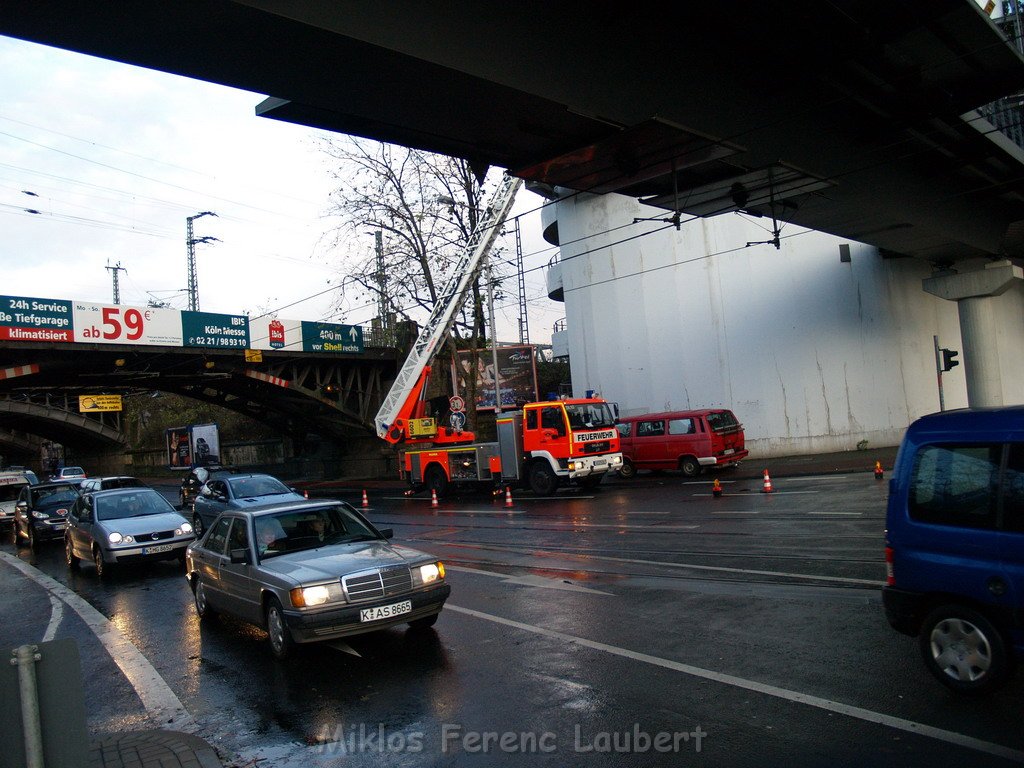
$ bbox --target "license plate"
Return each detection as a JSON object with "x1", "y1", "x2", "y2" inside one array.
[
  {"x1": 593, "y1": 458, "x2": 606, "y2": 467},
  {"x1": 722, "y1": 448, "x2": 735, "y2": 455},
  {"x1": 360, "y1": 600, "x2": 412, "y2": 622},
  {"x1": 143, "y1": 544, "x2": 173, "y2": 555}
]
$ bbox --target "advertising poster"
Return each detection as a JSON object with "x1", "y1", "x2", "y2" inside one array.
[
  {"x1": 300, "y1": 321, "x2": 364, "y2": 353},
  {"x1": 166, "y1": 427, "x2": 192, "y2": 469},
  {"x1": 181, "y1": 311, "x2": 250, "y2": 349},
  {"x1": 454, "y1": 345, "x2": 538, "y2": 411},
  {"x1": 249, "y1": 317, "x2": 303, "y2": 351},
  {"x1": 190, "y1": 423, "x2": 220, "y2": 465},
  {"x1": 72, "y1": 301, "x2": 184, "y2": 346},
  {"x1": 0, "y1": 295, "x2": 74, "y2": 343}
]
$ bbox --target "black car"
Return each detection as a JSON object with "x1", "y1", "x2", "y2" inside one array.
[
  {"x1": 179, "y1": 465, "x2": 234, "y2": 511},
  {"x1": 13, "y1": 481, "x2": 81, "y2": 548}
]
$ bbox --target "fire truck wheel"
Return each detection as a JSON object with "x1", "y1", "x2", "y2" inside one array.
[
  {"x1": 528, "y1": 462, "x2": 559, "y2": 496},
  {"x1": 424, "y1": 466, "x2": 449, "y2": 498}
]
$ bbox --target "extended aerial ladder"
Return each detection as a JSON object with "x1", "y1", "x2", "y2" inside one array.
[{"x1": 375, "y1": 173, "x2": 523, "y2": 445}]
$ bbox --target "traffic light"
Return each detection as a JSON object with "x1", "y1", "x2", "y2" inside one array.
[{"x1": 941, "y1": 348, "x2": 959, "y2": 372}]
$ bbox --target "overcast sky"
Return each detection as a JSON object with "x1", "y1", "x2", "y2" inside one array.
[{"x1": 0, "y1": 35, "x2": 561, "y2": 343}]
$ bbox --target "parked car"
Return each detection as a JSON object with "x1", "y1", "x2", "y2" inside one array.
[
  {"x1": 51, "y1": 466, "x2": 87, "y2": 482},
  {"x1": 882, "y1": 406, "x2": 1024, "y2": 695},
  {"x1": 185, "y1": 500, "x2": 450, "y2": 659},
  {"x1": 179, "y1": 465, "x2": 234, "y2": 511},
  {"x1": 614, "y1": 409, "x2": 748, "y2": 478},
  {"x1": 80, "y1": 476, "x2": 147, "y2": 493},
  {"x1": 12, "y1": 481, "x2": 80, "y2": 548},
  {"x1": 191, "y1": 473, "x2": 304, "y2": 537},
  {"x1": 65, "y1": 487, "x2": 194, "y2": 576},
  {"x1": 0, "y1": 472, "x2": 33, "y2": 534}
]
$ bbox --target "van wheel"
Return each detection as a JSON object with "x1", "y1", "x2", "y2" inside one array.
[
  {"x1": 618, "y1": 459, "x2": 636, "y2": 479},
  {"x1": 424, "y1": 466, "x2": 449, "y2": 498},
  {"x1": 528, "y1": 462, "x2": 559, "y2": 495},
  {"x1": 679, "y1": 456, "x2": 701, "y2": 477},
  {"x1": 919, "y1": 604, "x2": 1010, "y2": 695}
]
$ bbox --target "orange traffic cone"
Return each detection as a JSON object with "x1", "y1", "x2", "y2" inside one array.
[
  {"x1": 761, "y1": 469, "x2": 774, "y2": 494},
  {"x1": 874, "y1": 461, "x2": 884, "y2": 480},
  {"x1": 362, "y1": 489, "x2": 369, "y2": 507},
  {"x1": 712, "y1": 478, "x2": 723, "y2": 497},
  {"x1": 430, "y1": 488, "x2": 439, "y2": 508},
  {"x1": 505, "y1": 486, "x2": 514, "y2": 507}
]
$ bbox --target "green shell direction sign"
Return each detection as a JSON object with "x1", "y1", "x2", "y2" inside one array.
[
  {"x1": 0, "y1": 294, "x2": 367, "y2": 356},
  {"x1": 181, "y1": 311, "x2": 250, "y2": 348},
  {"x1": 301, "y1": 321, "x2": 363, "y2": 354}
]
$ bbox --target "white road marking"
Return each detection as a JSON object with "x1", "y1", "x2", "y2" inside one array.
[
  {"x1": 428, "y1": 509, "x2": 525, "y2": 515},
  {"x1": 447, "y1": 604, "x2": 1024, "y2": 763},
  {"x1": 42, "y1": 593, "x2": 63, "y2": 643},
  {"x1": 448, "y1": 565, "x2": 612, "y2": 594},
  {"x1": 0, "y1": 552, "x2": 194, "y2": 730}
]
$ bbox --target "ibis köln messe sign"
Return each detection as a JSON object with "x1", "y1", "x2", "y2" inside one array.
[{"x1": 0, "y1": 295, "x2": 363, "y2": 354}]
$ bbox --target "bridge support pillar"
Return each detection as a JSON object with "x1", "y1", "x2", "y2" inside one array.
[{"x1": 923, "y1": 260, "x2": 1023, "y2": 407}]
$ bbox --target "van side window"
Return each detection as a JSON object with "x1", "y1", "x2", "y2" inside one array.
[
  {"x1": 615, "y1": 423, "x2": 632, "y2": 438},
  {"x1": 637, "y1": 421, "x2": 664, "y2": 437},
  {"x1": 909, "y1": 444, "x2": 999, "y2": 530},
  {"x1": 668, "y1": 418, "x2": 695, "y2": 435},
  {"x1": 1003, "y1": 443, "x2": 1024, "y2": 533}
]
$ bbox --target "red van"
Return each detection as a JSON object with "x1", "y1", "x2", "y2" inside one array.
[{"x1": 614, "y1": 409, "x2": 748, "y2": 478}]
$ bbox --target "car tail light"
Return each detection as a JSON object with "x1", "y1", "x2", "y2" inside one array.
[{"x1": 884, "y1": 546, "x2": 895, "y2": 586}]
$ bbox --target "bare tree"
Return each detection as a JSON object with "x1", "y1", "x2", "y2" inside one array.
[{"x1": 319, "y1": 136, "x2": 506, "y2": 428}]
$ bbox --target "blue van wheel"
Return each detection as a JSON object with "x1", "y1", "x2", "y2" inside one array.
[{"x1": 919, "y1": 604, "x2": 1011, "y2": 695}]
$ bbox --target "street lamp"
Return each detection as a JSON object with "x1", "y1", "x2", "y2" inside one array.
[{"x1": 186, "y1": 211, "x2": 219, "y2": 311}]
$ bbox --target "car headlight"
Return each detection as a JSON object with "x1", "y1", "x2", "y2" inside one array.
[
  {"x1": 30, "y1": 511, "x2": 48, "y2": 519},
  {"x1": 289, "y1": 583, "x2": 344, "y2": 608},
  {"x1": 108, "y1": 532, "x2": 123, "y2": 544},
  {"x1": 418, "y1": 561, "x2": 445, "y2": 584},
  {"x1": 568, "y1": 461, "x2": 580, "y2": 471},
  {"x1": 176, "y1": 522, "x2": 193, "y2": 536}
]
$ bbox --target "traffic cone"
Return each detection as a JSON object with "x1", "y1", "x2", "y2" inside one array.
[
  {"x1": 874, "y1": 461, "x2": 884, "y2": 480},
  {"x1": 303, "y1": 489, "x2": 309, "y2": 499},
  {"x1": 430, "y1": 488, "x2": 439, "y2": 508},
  {"x1": 505, "y1": 486, "x2": 514, "y2": 508},
  {"x1": 761, "y1": 469, "x2": 774, "y2": 494},
  {"x1": 712, "y1": 478, "x2": 723, "y2": 497},
  {"x1": 362, "y1": 489, "x2": 369, "y2": 507}
]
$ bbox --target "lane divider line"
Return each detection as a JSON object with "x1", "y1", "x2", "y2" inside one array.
[
  {"x1": 446, "y1": 604, "x2": 1024, "y2": 763},
  {"x1": 42, "y1": 593, "x2": 63, "y2": 643},
  {"x1": 0, "y1": 552, "x2": 193, "y2": 730}
]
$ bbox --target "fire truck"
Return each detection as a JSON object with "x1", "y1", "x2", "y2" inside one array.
[{"x1": 374, "y1": 174, "x2": 623, "y2": 495}]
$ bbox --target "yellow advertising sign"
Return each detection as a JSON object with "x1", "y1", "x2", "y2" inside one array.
[
  {"x1": 79, "y1": 394, "x2": 122, "y2": 412},
  {"x1": 245, "y1": 349, "x2": 263, "y2": 363}
]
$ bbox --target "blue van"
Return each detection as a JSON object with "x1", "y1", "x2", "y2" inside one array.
[{"x1": 883, "y1": 406, "x2": 1024, "y2": 694}]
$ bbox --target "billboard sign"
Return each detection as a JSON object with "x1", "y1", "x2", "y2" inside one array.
[
  {"x1": 166, "y1": 423, "x2": 220, "y2": 470},
  {"x1": 454, "y1": 345, "x2": 538, "y2": 411},
  {"x1": 0, "y1": 295, "x2": 74, "y2": 343},
  {"x1": 78, "y1": 395, "x2": 122, "y2": 412},
  {"x1": 300, "y1": 321, "x2": 363, "y2": 353},
  {"x1": 72, "y1": 302, "x2": 184, "y2": 346},
  {"x1": 181, "y1": 311, "x2": 250, "y2": 349}
]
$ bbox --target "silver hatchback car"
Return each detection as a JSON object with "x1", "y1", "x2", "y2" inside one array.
[
  {"x1": 185, "y1": 500, "x2": 450, "y2": 658},
  {"x1": 65, "y1": 488, "x2": 195, "y2": 576}
]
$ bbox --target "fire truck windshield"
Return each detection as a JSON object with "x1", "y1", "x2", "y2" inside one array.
[{"x1": 566, "y1": 403, "x2": 616, "y2": 430}]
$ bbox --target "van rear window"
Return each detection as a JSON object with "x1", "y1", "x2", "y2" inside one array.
[
  {"x1": 909, "y1": 444, "x2": 999, "y2": 530},
  {"x1": 706, "y1": 411, "x2": 739, "y2": 433}
]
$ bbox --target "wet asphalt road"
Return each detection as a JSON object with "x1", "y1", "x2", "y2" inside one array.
[{"x1": 1, "y1": 472, "x2": 1022, "y2": 767}]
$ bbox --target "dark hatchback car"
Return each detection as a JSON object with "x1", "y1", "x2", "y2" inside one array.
[
  {"x1": 883, "y1": 406, "x2": 1024, "y2": 694},
  {"x1": 186, "y1": 500, "x2": 449, "y2": 659},
  {"x1": 13, "y1": 481, "x2": 81, "y2": 548},
  {"x1": 191, "y1": 473, "x2": 304, "y2": 537}
]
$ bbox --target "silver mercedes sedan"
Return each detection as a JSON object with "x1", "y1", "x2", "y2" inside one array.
[{"x1": 184, "y1": 500, "x2": 450, "y2": 658}]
